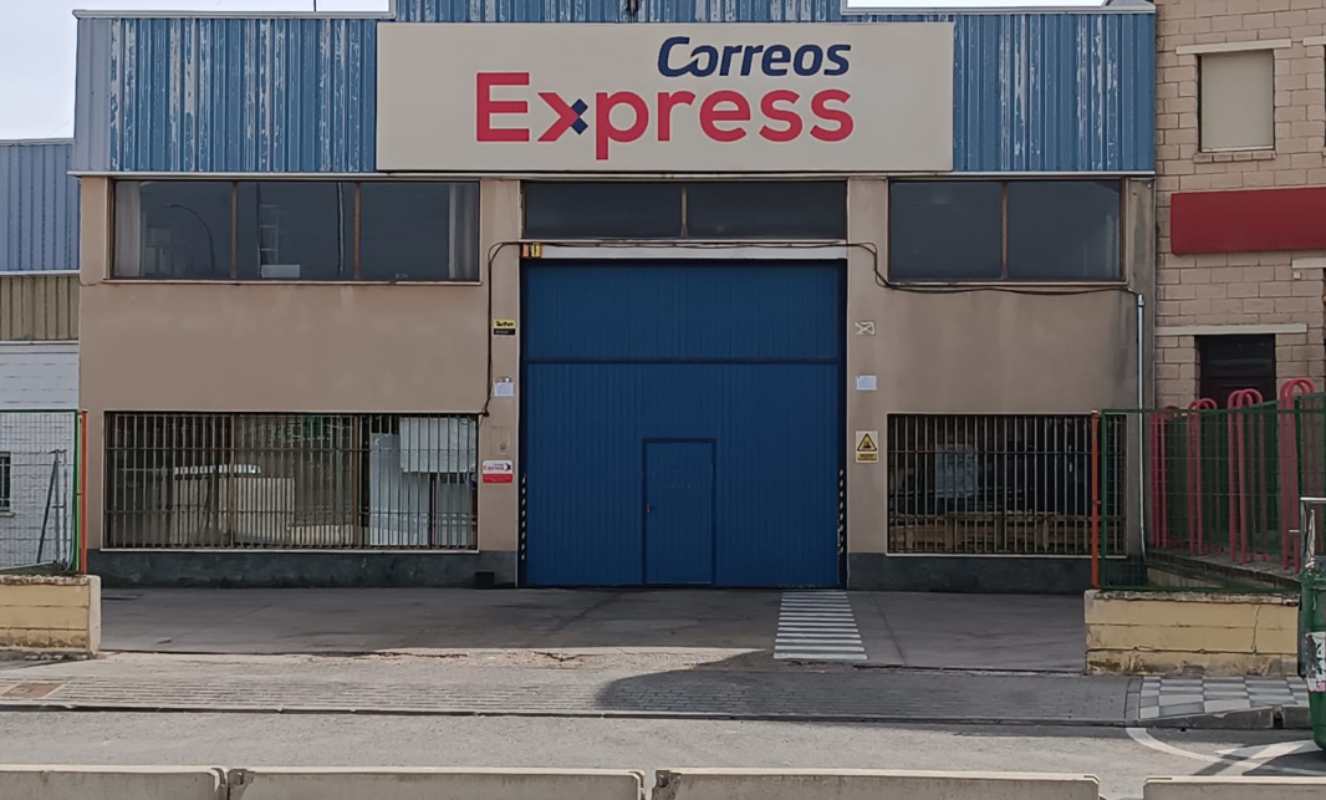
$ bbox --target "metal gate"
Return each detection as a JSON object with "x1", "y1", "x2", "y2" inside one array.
[
  {"x1": 521, "y1": 260, "x2": 843, "y2": 587},
  {"x1": 0, "y1": 410, "x2": 80, "y2": 571}
]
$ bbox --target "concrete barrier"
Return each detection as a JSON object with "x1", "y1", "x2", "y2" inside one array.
[
  {"x1": 1085, "y1": 589, "x2": 1297, "y2": 675},
  {"x1": 0, "y1": 575, "x2": 101, "y2": 655},
  {"x1": 0, "y1": 766, "x2": 222, "y2": 799},
  {"x1": 225, "y1": 767, "x2": 644, "y2": 799},
  {"x1": 652, "y1": 769, "x2": 1099, "y2": 800},
  {"x1": 1145, "y1": 776, "x2": 1326, "y2": 798}
]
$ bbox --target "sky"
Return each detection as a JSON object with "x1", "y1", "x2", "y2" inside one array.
[
  {"x1": 0, "y1": 0, "x2": 388, "y2": 140},
  {"x1": 0, "y1": 0, "x2": 1108, "y2": 140}
]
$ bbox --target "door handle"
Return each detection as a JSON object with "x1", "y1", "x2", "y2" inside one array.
[{"x1": 645, "y1": 503, "x2": 652, "y2": 513}]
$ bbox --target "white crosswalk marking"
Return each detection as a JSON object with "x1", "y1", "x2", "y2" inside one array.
[{"x1": 774, "y1": 591, "x2": 866, "y2": 662}]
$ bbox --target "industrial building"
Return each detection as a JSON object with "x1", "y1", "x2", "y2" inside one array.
[{"x1": 71, "y1": 2, "x2": 1156, "y2": 590}]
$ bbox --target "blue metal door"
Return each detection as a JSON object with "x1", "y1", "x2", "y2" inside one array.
[
  {"x1": 644, "y1": 440, "x2": 715, "y2": 585},
  {"x1": 522, "y1": 260, "x2": 842, "y2": 587}
]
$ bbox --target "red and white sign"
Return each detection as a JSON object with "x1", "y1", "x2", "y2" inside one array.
[
  {"x1": 481, "y1": 459, "x2": 515, "y2": 484},
  {"x1": 377, "y1": 23, "x2": 953, "y2": 173}
]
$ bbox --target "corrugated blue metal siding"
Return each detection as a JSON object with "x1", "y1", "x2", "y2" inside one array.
[
  {"x1": 952, "y1": 13, "x2": 1154, "y2": 171},
  {"x1": 74, "y1": 17, "x2": 376, "y2": 172},
  {"x1": 74, "y1": 8, "x2": 1152, "y2": 173},
  {"x1": 522, "y1": 262, "x2": 842, "y2": 587},
  {"x1": 0, "y1": 142, "x2": 79, "y2": 271}
]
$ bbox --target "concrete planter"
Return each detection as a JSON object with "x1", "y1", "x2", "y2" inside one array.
[
  {"x1": 0, "y1": 574, "x2": 101, "y2": 656},
  {"x1": 1085, "y1": 589, "x2": 1297, "y2": 675}
]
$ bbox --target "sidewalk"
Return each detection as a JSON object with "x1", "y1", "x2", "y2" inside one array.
[{"x1": 0, "y1": 651, "x2": 1310, "y2": 729}]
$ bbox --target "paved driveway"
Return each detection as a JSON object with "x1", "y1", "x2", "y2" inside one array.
[
  {"x1": 100, "y1": 588, "x2": 782, "y2": 654},
  {"x1": 100, "y1": 587, "x2": 1085, "y2": 671}
]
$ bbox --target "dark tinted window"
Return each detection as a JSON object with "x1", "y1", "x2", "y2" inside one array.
[
  {"x1": 362, "y1": 183, "x2": 480, "y2": 281},
  {"x1": 114, "y1": 181, "x2": 233, "y2": 278},
  {"x1": 525, "y1": 183, "x2": 683, "y2": 238},
  {"x1": 1007, "y1": 181, "x2": 1120, "y2": 281},
  {"x1": 1199, "y1": 335, "x2": 1276, "y2": 407},
  {"x1": 889, "y1": 182, "x2": 1002, "y2": 281},
  {"x1": 236, "y1": 182, "x2": 353, "y2": 280},
  {"x1": 685, "y1": 182, "x2": 845, "y2": 238},
  {"x1": 113, "y1": 180, "x2": 479, "y2": 281}
]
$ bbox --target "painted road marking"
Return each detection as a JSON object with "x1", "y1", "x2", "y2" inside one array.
[
  {"x1": 1125, "y1": 728, "x2": 1324, "y2": 776},
  {"x1": 774, "y1": 591, "x2": 867, "y2": 662}
]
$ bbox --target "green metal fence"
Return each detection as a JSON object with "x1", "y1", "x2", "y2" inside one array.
[
  {"x1": 1098, "y1": 391, "x2": 1326, "y2": 588},
  {"x1": 0, "y1": 410, "x2": 82, "y2": 573}
]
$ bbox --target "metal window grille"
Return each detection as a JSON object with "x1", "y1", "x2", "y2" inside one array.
[
  {"x1": 0, "y1": 411, "x2": 78, "y2": 570},
  {"x1": 105, "y1": 413, "x2": 478, "y2": 550},
  {"x1": 887, "y1": 414, "x2": 1124, "y2": 556}
]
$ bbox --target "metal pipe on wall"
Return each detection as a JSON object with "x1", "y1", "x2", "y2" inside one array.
[{"x1": 1136, "y1": 290, "x2": 1147, "y2": 560}]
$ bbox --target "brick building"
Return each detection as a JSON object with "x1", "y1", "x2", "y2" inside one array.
[{"x1": 1156, "y1": 0, "x2": 1326, "y2": 407}]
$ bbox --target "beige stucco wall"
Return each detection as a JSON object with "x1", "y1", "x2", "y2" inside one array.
[
  {"x1": 1085, "y1": 589, "x2": 1297, "y2": 675},
  {"x1": 79, "y1": 178, "x2": 521, "y2": 551},
  {"x1": 0, "y1": 574, "x2": 101, "y2": 654},
  {"x1": 81, "y1": 175, "x2": 1150, "y2": 569},
  {"x1": 844, "y1": 178, "x2": 1150, "y2": 556}
]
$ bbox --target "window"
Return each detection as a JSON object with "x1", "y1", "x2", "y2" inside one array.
[
  {"x1": 114, "y1": 182, "x2": 233, "y2": 279},
  {"x1": 524, "y1": 183, "x2": 683, "y2": 239},
  {"x1": 1199, "y1": 334, "x2": 1276, "y2": 407},
  {"x1": 361, "y1": 183, "x2": 479, "y2": 281},
  {"x1": 1200, "y1": 50, "x2": 1275, "y2": 152},
  {"x1": 889, "y1": 179, "x2": 1123, "y2": 282},
  {"x1": 523, "y1": 181, "x2": 846, "y2": 239},
  {"x1": 889, "y1": 182, "x2": 1002, "y2": 280},
  {"x1": 0, "y1": 452, "x2": 10, "y2": 513},
  {"x1": 1007, "y1": 181, "x2": 1120, "y2": 280},
  {"x1": 236, "y1": 182, "x2": 354, "y2": 281},
  {"x1": 886, "y1": 414, "x2": 1124, "y2": 556},
  {"x1": 685, "y1": 182, "x2": 846, "y2": 238},
  {"x1": 114, "y1": 180, "x2": 480, "y2": 281},
  {"x1": 104, "y1": 413, "x2": 479, "y2": 549}
]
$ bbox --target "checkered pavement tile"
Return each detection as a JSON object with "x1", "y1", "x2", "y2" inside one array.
[{"x1": 1135, "y1": 676, "x2": 1310, "y2": 720}]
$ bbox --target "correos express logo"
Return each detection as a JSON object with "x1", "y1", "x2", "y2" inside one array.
[{"x1": 475, "y1": 35, "x2": 855, "y2": 160}]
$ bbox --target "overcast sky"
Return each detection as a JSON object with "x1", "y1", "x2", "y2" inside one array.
[{"x1": 0, "y1": 1, "x2": 388, "y2": 140}]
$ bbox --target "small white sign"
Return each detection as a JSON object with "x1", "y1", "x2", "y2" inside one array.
[
  {"x1": 493, "y1": 377, "x2": 515, "y2": 398},
  {"x1": 481, "y1": 459, "x2": 515, "y2": 484},
  {"x1": 855, "y1": 375, "x2": 878, "y2": 392},
  {"x1": 1308, "y1": 632, "x2": 1326, "y2": 693},
  {"x1": 854, "y1": 321, "x2": 876, "y2": 336}
]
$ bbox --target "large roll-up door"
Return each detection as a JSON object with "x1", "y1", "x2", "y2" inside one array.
[{"x1": 521, "y1": 261, "x2": 843, "y2": 587}]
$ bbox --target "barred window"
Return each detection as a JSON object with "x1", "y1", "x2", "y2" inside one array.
[
  {"x1": 104, "y1": 413, "x2": 479, "y2": 550},
  {"x1": 887, "y1": 414, "x2": 1124, "y2": 556}
]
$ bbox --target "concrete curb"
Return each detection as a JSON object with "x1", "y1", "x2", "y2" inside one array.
[
  {"x1": 0, "y1": 699, "x2": 1307, "y2": 729},
  {"x1": 1147, "y1": 705, "x2": 1312, "y2": 731},
  {"x1": 0, "y1": 700, "x2": 1132, "y2": 726}
]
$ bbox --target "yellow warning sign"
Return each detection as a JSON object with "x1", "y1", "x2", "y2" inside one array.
[{"x1": 855, "y1": 430, "x2": 879, "y2": 464}]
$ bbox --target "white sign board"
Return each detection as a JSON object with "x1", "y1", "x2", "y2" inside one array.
[
  {"x1": 482, "y1": 459, "x2": 515, "y2": 484},
  {"x1": 377, "y1": 23, "x2": 954, "y2": 172}
]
